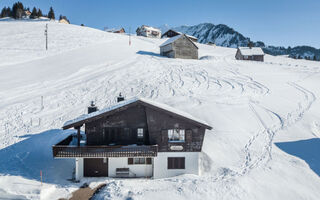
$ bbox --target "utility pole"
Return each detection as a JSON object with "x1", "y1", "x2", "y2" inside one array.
[
  {"x1": 44, "y1": 24, "x2": 48, "y2": 50},
  {"x1": 129, "y1": 27, "x2": 131, "y2": 46}
]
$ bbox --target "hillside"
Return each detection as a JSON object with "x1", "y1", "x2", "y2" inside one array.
[
  {"x1": 0, "y1": 21, "x2": 320, "y2": 200},
  {"x1": 170, "y1": 23, "x2": 320, "y2": 60}
]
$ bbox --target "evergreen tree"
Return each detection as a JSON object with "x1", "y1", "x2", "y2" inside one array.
[
  {"x1": 48, "y1": 7, "x2": 55, "y2": 20},
  {"x1": 37, "y1": 8, "x2": 43, "y2": 17},
  {"x1": 30, "y1": 7, "x2": 37, "y2": 19},
  {"x1": 313, "y1": 55, "x2": 317, "y2": 61},
  {"x1": 6, "y1": 7, "x2": 11, "y2": 17},
  {"x1": 1, "y1": 7, "x2": 7, "y2": 18},
  {"x1": 12, "y1": 2, "x2": 24, "y2": 19},
  {"x1": 297, "y1": 55, "x2": 302, "y2": 59}
]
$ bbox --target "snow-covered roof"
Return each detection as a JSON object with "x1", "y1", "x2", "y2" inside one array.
[
  {"x1": 163, "y1": 29, "x2": 198, "y2": 40},
  {"x1": 160, "y1": 34, "x2": 198, "y2": 49},
  {"x1": 63, "y1": 97, "x2": 212, "y2": 129},
  {"x1": 238, "y1": 47, "x2": 264, "y2": 56},
  {"x1": 141, "y1": 25, "x2": 161, "y2": 32},
  {"x1": 160, "y1": 35, "x2": 182, "y2": 47}
]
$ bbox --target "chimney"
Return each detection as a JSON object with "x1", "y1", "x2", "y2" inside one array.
[
  {"x1": 88, "y1": 101, "x2": 98, "y2": 114},
  {"x1": 117, "y1": 93, "x2": 125, "y2": 103}
]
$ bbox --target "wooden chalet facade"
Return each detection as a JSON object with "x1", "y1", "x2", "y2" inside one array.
[
  {"x1": 136, "y1": 25, "x2": 161, "y2": 38},
  {"x1": 105, "y1": 28, "x2": 125, "y2": 34},
  {"x1": 53, "y1": 97, "x2": 212, "y2": 180},
  {"x1": 160, "y1": 34, "x2": 199, "y2": 59},
  {"x1": 161, "y1": 29, "x2": 198, "y2": 43},
  {"x1": 235, "y1": 47, "x2": 264, "y2": 62}
]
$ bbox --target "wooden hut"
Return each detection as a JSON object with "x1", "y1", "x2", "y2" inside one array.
[
  {"x1": 235, "y1": 47, "x2": 264, "y2": 62},
  {"x1": 161, "y1": 29, "x2": 198, "y2": 43},
  {"x1": 160, "y1": 34, "x2": 198, "y2": 59}
]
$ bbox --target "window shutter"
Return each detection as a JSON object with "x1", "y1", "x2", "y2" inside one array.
[
  {"x1": 146, "y1": 158, "x2": 152, "y2": 165},
  {"x1": 180, "y1": 157, "x2": 185, "y2": 169},
  {"x1": 128, "y1": 158, "x2": 133, "y2": 165},
  {"x1": 161, "y1": 130, "x2": 168, "y2": 142},
  {"x1": 168, "y1": 157, "x2": 173, "y2": 169},
  {"x1": 186, "y1": 129, "x2": 192, "y2": 142}
]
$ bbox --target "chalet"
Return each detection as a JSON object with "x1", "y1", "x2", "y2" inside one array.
[
  {"x1": 53, "y1": 96, "x2": 212, "y2": 180},
  {"x1": 24, "y1": 10, "x2": 31, "y2": 17},
  {"x1": 161, "y1": 29, "x2": 198, "y2": 43},
  {"x1": 160, "y1": 34, "x2": 198, "y2": 59},
  {"x1": 136, "y1": 25, "x2": 161, "y2": 38},
  {"x1": 105, "y1": 28, "x2": 125, "y2": 34},
  {"x1": 235, "y1": 47, "x2": 264, "y2": 62},
  {"x1": 59, "y1": 19, "x2": 70, "y2": 24}
]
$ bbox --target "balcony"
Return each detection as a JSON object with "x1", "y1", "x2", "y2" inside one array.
[{"x1": 52, "y1": 135, "x2": 158, "y2": 158}]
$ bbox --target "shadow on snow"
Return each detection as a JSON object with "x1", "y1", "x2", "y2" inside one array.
[
  {"x1": 136, "y1": 50, "x2": 162, "y2": 57},
  {"x1": 0, "y1": 129, "x2": 77, "y2": 184},
  {"x1": 275, "y1": 138, "x2": 320, "y2": 176}
]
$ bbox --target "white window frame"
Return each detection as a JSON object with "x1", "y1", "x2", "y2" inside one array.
[
  {"x1": 133, "y1": 157, "x2": 145, "y2": 164},
  {"x1": 137, "y1": 128, "x2": 144, "y2": 138},
  {"x1": 168, "y1": 129, "x2": 185, "y2": 142}
]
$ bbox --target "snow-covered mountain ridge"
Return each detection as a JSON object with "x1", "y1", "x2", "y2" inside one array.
[
  {"x1": 163, "y1": 23, "x2": 320, "y2": 60},
  {"x1": 0, "y1": 21, "x2": 320, "y2": 200}
]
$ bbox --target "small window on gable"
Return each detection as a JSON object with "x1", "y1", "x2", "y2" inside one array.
[
  {"x1": 168, "y1": 129, "x2": 185, "y2": 142},
  {"x1": 137, "y1": 128, "x2": 144, "y2": 138}
]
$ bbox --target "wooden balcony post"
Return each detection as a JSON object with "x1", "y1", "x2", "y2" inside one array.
[{"x1": 76, "y1": 126, "x2": 81, "y2": 146}]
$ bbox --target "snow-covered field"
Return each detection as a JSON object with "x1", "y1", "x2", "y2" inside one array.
[{"x1": 0, "y1": 21, "x2": 319, "y2": 200}]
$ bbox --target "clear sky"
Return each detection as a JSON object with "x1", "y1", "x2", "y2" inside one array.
[{"x1": 1, "y1": 0, "x2": 319, "y2": 48}]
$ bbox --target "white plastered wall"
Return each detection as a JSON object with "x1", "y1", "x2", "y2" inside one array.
[
  {"x1": 153, "y1": 152, "x2": 200, "y2": 179},
  {"x1": 108, "y1": 157, "x2": 153, "y2": 178},
  {"x1": 75, "y1": 158, "x2": 84, "y2": 181}
]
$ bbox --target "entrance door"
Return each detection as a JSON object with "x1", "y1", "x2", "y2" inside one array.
[{"x1": 84, "y1": 158, "x2": 108, "y2": 177}]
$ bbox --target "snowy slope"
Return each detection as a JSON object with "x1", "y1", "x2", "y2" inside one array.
[{"x1": 0, "y1": 21, "x2": 320, "y2": 200}]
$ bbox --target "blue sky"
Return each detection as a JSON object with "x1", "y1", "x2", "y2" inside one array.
[{"x1": 1, "y1": 0, "x2": 319, "y2": 48}]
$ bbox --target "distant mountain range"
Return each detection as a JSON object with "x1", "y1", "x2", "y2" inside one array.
[{"x1": 159, "y1": 23, "x2": 319, "y2": 60}]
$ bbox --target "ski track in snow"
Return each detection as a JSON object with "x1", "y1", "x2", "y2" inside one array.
[{"x1": 1, "y1": 22, "x2": 320, "y2": 199}]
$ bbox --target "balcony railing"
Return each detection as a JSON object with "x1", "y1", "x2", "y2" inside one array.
[{"x1": 52, "y1": 135, "x2": 158, "y2": 158}]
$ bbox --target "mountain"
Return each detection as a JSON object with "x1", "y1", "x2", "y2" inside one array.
[
  {"x1": 173, "y1": 23, "x2": 250, "y2": 48},
  {"x1": 162, "y1": 23, "x2": 319, "y2": 60}
]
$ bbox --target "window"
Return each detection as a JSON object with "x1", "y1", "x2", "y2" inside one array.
[
  {"x1": 168, "y1": 157, "x2": 185, "y2": 169},
  {"x1": 128, "y1": 158, "x2": 152, "y2": 165},
  {"x1": 168, "y1": 129, "x2": 185, "y2": 142},
  {"x1": 137, "y1": 128, "x2": 144, "y2": 138}
]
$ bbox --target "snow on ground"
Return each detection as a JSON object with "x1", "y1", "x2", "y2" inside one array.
[{"x1": 0, "y1": 21, "x2": 320, "y2": 200}]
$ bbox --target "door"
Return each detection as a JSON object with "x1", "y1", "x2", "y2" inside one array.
[{"x1": 84, "y1": 158, "x2": 108, "y2": 177}]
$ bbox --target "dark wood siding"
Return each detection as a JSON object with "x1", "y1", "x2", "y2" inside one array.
[
  {"x1": 145, "y1": 107, "x2": 205, "y2": 152},
  {"x1": 85, "y1": 104, "x2": 149, "y2": 145},
  {"x1": 84, "y1": 158, "x2": 108, "y2": 177},
  {"x1": 83, "y1": 102, "x2": 207, "y2": 153}
]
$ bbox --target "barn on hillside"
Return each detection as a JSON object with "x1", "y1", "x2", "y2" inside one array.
[
  {"x1": 105, "y1": 28, "x2": 125, "y2": 34},
  {"x1": 235, "y1": 47, "x2": 264, "y2": 62},
  {"x1": 161, "y1": 29, "x2": 198, "y2": 43},
  {"x1": 160, "y1": 34, "x2": 198, "y2": 59}
]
